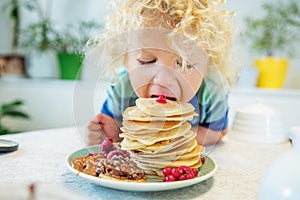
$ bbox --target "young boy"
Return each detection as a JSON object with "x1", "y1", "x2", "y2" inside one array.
[{"x1": 85, "y1": 0, "x2": 236, "y2": 146}]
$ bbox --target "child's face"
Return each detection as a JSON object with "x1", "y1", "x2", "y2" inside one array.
[{"x1": 125, "y1": 29, "x2": 208, "y2": 102}]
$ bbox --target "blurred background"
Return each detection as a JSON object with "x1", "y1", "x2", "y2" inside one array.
[{"x1": 0, "y1": 0, "x2": 299, "y2": 134}]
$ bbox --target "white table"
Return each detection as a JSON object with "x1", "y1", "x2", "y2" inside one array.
[{"x1": 0, "y1": 127, "x2": 291, "y2": 199}]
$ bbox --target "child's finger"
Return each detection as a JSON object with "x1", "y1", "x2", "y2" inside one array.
[
  {"x1": 87, "y1": 121, "x2": 102, "y2": 131},
  {"x1": 96, "y1": 113, "x2": 117, "y2": 126},
  {"x1": 90, "y1": 116, "x2": 101, "y2": 123},
  {"x1": 86, "y1": 130, "x2": 106, "y2": 145},
  {"x1": 87, "y1": 130, "x2": 105, "y2": 140}
]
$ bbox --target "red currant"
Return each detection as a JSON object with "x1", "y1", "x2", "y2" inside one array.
[
  {"x1": 178, "y1": 174, "x2": 187, "y2": 181},
  {"x1": 192, "y1": 168, "x2": 199, "y2": 177},
  {"x1": 163, "y1": 167, "x2": 172, "y2": 176},
  {"x1": 171, "y1": 167, "x2": 180, "y2": 178},
  {"x1": 201, "y1": 156, "x2": 206, "y2": 164},
  {"x1": 186, "y1": 173, "x2": 195, "y2": 179},
  {"x1": 179, "y1": 165, "x2": 189, "y2": 173},
  {"x1": 178, "y1": 168, "x2": 184, "y2": 175},
  {"x1": 163, "y1": 175, "x2": 176, "y2": 182},
  {"x1": 163, "y1": 166, "x2": 198, "y2": 182}
]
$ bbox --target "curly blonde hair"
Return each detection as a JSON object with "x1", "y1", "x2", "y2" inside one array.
[{"x1": 85, "y1": 0, "x2": 237, "y2": 88}]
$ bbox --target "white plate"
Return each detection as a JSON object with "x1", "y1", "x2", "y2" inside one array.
[{"x1": 66, "y1": 145, "x2": 217, "y2": 192}]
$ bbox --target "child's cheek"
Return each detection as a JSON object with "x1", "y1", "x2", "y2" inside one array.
[
  {"x1": 175, "y1": 70, "x2": 203, "y2": 102},
  {"x1": 127, "y1": 67, "x2": 155, "y2": 97}
]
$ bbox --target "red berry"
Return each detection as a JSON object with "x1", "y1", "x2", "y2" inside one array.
[
  {"x1": 171, "y1": 167, "x2": 180, "y2": 178},
  {"x1": 179, "y1": 165, "x2": 190, "y2": 173},
  {"x1": 163, "y1": 166, "x2": 198, "y2": 182},
  {"x1": 163, "y1": 167, "x2": 172, "y2": 176},
  {"x1": 178, "y1": 168, "x2": 184, "y2": 175},
  {"x1": 163, "y1": 175, "x2": 176, "y2": 182},
  {"x1": 156, "y1": 95, "x2": 167, "y2": 104},
  {"x1": 108, "y1": 138, "x2": 113, "y2": 143},
  {"x1": 178, "y1": 174, "x2": 187, "y2": 181},
  {"x1": 186, "y1": 173, "x2": 195, "y2": 179},
  {"x1": 201, "y1": 156, "x2": 206, "y2": 164},
  {"x1": 179, "y1": 165, "x2": 186, "y2": 171},
  {"x1": 192, "y1": 168, "x2": 199, "y2": 177},
  {"x1": 185, "y1": 168, "x2": 193, "y2": 174}
]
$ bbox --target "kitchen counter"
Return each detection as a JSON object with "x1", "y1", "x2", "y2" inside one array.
[{"x1": 0, "y1": 127, "x2": 292, "y2": 199}]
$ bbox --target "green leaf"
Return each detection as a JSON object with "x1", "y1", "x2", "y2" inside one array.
[
  {"x1": 2, "y1": 99, "x2": 23, "y2": 106},
  {"x1": 241, "y1": 0, "x2": 300, "y2": 57},
  {"x1": 0, "y1": 99, "x2": 30, "y2": 120},
  {"x1": 0, "y1": 125, "x2": 14, "y2": 135},
  {"x1": 2, "y1": 111, "x2": 30, "y2": 119},
  {"x1": 1, "y1": 100, "x2": 24, "y2": 114}
]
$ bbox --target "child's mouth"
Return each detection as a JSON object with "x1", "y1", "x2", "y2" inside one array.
[{"x1": 151, "y1": 95, "x2": 177, "y2": 101}]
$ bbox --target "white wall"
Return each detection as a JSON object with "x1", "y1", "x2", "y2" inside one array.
[
  {"x1": 20, "y1": 0, "x2": 109, "y2": 27},
  {"x1": 0, "y1": 0, "x2": 108, "y2": 53},
  {"x1": 0, "y1": 80, "x2": 107, "y2": 132},
  {"x1": 1, "y1": 0, "x2": 299, "y2": 88}
]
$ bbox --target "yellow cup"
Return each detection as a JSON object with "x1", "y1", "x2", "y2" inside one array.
[{"x1": 254, "y1": 57, "x2": 288, "y2": 88}]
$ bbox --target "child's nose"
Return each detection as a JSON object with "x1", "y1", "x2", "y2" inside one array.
[{"x1": 153, "y1": 65, "x2": 176, "y2": 86}]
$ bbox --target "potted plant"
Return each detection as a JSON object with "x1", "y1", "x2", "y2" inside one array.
[
  {"x1": 0, "y1": 99, "x2": 29, "y2": 135},
  {"x1": 19, "y1": 0, "x2": 59, "y2": 79},
  {"x1": 19, "y1": 0, "x2": 102, "y2": 80},
  {"x1": 0, "y1": 0, "x2": 29, "y2": 79},
  {"x1": 242, "y1": 0, "x2": 300, "y2": 88},
  {"x1": 54, "y1": 20, "x2": 102, "y2": 80}
]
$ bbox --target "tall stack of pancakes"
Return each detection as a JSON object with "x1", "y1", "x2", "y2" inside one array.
[{"x1": 120, "y1": 98, "x2": 205, "y2": 179}]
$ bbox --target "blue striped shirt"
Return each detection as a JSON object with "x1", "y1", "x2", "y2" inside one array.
[{"x1": 101, "y1": 70, "x2": 228, "y2": 131}]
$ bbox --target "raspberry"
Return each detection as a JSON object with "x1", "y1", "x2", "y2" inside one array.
[
  {"x1": 156, "y1": 95, "x2": 167, "y2": 104},
  {"x1": 100, "y1": 138, "x2": 116, "y2": 156},
  {"x1": 107, "y1": 149, "x2": 130, "y2": 159}
]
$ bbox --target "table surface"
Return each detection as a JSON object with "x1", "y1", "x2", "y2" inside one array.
[{"x1": 0, "y1": 127, "x2": 291, "y2": 200}]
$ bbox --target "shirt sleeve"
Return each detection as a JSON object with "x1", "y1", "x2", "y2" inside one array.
[
  {"x1": 101, "y1": 99, "x2": 114, "y2": 118},
  {"x1": 100, "y1": 70, "x2": 137, "y2": 124},
  {"x1": 191, "y1": 78, "x2": 229, "y2": 131}
]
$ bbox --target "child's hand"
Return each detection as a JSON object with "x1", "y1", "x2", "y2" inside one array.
[
  {"x1": 86, "y1": 113, "x2": 121, "y2": 146},
  {"x1": 195, "y1": 126, "x2": 228, "y2": 145}
]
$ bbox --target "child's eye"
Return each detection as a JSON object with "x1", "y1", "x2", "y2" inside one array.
[
  {"x1": 137, "y1": 59, "x2": 157, "y2": 65},
  {"x1": 176, "y1": 61, "x2": 193, "y2": 69}
]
